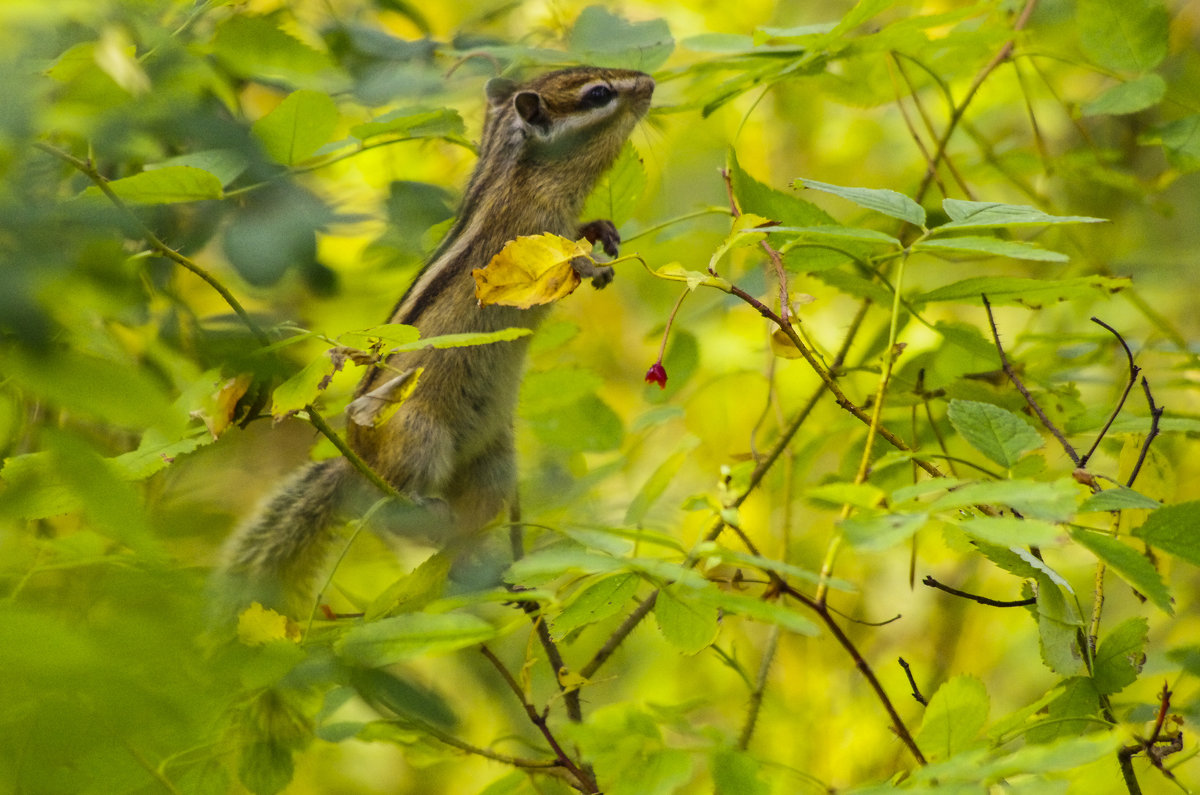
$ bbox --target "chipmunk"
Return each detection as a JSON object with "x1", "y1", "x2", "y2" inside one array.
[{"x1": 218, "y1": 66, "x2": 655, "y2": 615}]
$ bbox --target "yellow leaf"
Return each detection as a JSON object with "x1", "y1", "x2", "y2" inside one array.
[
  {"x1": 769, "y1": 328, "x2": 803, "y2": 359},
  {"x1": 654, "y1": 262, "x2": 733, "y2": 292},
  {"x1": 192, "y1": 374, "x2": 253, "y2": 438},
  {"x1": 237, "y1": 602, "x2": 301, "y2": 646},
  {"x1": 473, "y1": 234, "x2": 592, "y2": 308}
]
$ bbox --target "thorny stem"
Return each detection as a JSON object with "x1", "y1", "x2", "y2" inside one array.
[
  {"x1": 480, "y1": 646, "x2": 598, "y2": 793},
  {"x1": 738, "y1": 625, "x2": 781, "y2": 750},
  {"x1": 982, "y1": 294, "x2": 1081, "y2": 464}
]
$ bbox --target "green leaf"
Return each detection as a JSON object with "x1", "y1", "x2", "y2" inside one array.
[
  {"x1": 238, "y1": 741, "x2": 293, "y2": 795},
  {"x1": 916, "y1": 675, "x2": 989, "y2": 760},
  {"x1": 1167, "y1": 645, "x2": 1200, "y2": 677},
  {"x1": 391, "y1": 328, "x2": 533, "y2": 351},
  {"x1": 915, "y1": 275, "x2": 1129, "y2": 306},
  {"x1": 947, "y1": 399, "x2": 1043, "y2": 468},
  {"x1": 702, "y1": 590, "x2": 819, "y2": 636},
  {"x1": 569, "y1": 6, "x2": 675, "y2": 71},
  {"x1": 654, "y1": 583, "x2": 719, "y2": 654},
  {"x1": 938, "y1": 200, "x2": 1107, "y2": 229},
  {"x1": 1092, "y1": 617, "x2": 1148, "y2": 695},
  {"x1": 930, "y1": 478, "x2": 1077, "y2": 522},
  {"x1": 335, "y1": 613, "x2": 496, "y2": 667},
  {"x1": 840, "y1": 511, "x2": 928, "y2": 551},
  {"x1": 711, "y1": 748, "x2": 769, "y2": 795},
  {"x1": 625, "y1": 441, "x2": 697, "y2": 525},
  {"x1": 729, "y1": 151, "x2": 836, "y2": 227},
  {"x1": 1069, "y1": 528, "x2": 1172, "y2": 614},
  {"x1": 553, "y1": 573, "x2": 640, "y2": 639},
  {"x1": 252, "y1": 90, "x2": 339, "y2": 166},
  {"x1": 1133, "y1": 501, "x2": 1200, "y2": 567},
  {"x1": 350, "y1": 107, "x2": 466, "y2": 142},
  {"x1": 211, "y1": 15, "x2": 336, "y2": 84},
  {"x1": 979, "y1": 729, "x2": 1119, "y2": 777},
  {"x1": 915, "y1": 236, "x2": 1068, "y2": 263},
  {"x1": 527, "y1": 393, "x2": 623, "y2": 452},
  {"x1": 1079, "y1": 487, "x2": 1161, "y2": 512},
  {"x1": 80, "y1": 166, "x2": 223, "y2": 204},
  {"x1": 147, "y1": 149, "x2": 250, "y2": 185},
  {"x1": 270, "y1": 349, "x2": 342, "y2": 418},
  {"x1": 796, "y1": 178, "x2": 926, "y2": 227},
  {"x1": 349, "y1": 667, "x2": 457, "y2": 729},
  {"x1": 727, "y1": 151, "x2": 853, "y2": 272},
  {"x1": 1035, "y1": 574, "x2": 1086, "y2": 677},
  {"x1": 954, "y1": 516, "x2": 1061, "y2": 547},
  {"x1": 692, "y1": 543, "x2": 855, "y2": 591},
  {"x1": 520, "y1": 367, "x2": 604, "y2": 417},
  {"x1": 366, "y1": 552, "x2": 451, "y2": 620},
  {"x1": 773, "y1": 225, "x2": 902, "y2": 246},
  {"x1": 1026, "y1": 677, "x2": 1102, "y2": 744},
  {"x1": 1082, "y1": 74, "x2": 1167, "y2": 117},
  {"x1": 583, "y1": 141, "x2": 647, "y2": 226},
  {"x1": 506, "y1": 545, "x2": 624, "y2": 585},
  {"x1": 3, "y1": 348, "x2": 177, "y2": 431},
  {"x1": 805, "y1": 481, "x2": 886, "y2": 510},
  {"x1": 1077, "y1": 0, "x2": 1169, "y2": 72},
  {"x1": 1141, "y1": 114, "x2": 1200, "y2": 171}
]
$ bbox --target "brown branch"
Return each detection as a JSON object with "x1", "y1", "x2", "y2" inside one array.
[
  {"x1": 982, "y1": 294, "x2": 1080, "y2": 465},
  {"x1": 1126, "y1": 377, "x2": 1164, "y2": 488},
  {"x1": 898, "y1": 657, "x2": 927, "y2": 705},
  {"x1": 34, "y1": 141, "x2": 271, "y2": 347},
  {"x1": 1080, "y1": 318, "x2": 1141, "y2": 467},
  {"x1": 914, "y1": 0, "x2": 1039, "y2": 203},
  {"x1": 922, "y1": 576, "x2": 1036, "y2": 608},
  {"x1": 780, "y1": 582, "x2": 927, "y2": 765},
  {"x1": 480, "y1": 646, "x2": 598, "y2": 793}
]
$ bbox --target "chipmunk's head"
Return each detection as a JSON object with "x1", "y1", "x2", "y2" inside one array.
[{"x1": 483, "y1": 66, "x2": 654, "y2": 165}]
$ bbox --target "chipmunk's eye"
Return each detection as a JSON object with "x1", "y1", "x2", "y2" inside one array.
[{"x1": 581, "y1": 84, "x2": 614, "y2": 108}]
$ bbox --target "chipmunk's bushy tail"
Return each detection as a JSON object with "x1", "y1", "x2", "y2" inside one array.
[{"x1": 215, "y1": 457, "x2": 352, "y2": 617}]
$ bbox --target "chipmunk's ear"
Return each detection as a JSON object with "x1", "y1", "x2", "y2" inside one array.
[
  {"x1": 484, "y1": 77, "x2": 517, "y2": 106},
  {"x1": 512, "y1": 90, "x2": 552, "y2": 135}
]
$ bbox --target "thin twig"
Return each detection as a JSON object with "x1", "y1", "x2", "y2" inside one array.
[
  {"x1": 898, "y1": 657, "x2": 927, "y2": 705},
  {"x1": 982, "y1": 294, "x2": 1080, "y2": 465},
  {"x1": 721, "y1": 168, "x2": 793, "y2": 325},
  {"x1": 480, "y1": 646, "x2": 598, "y2": 793},
  {"x1": 738, "y1": 626, "x2": 781, "y2": 750},
  {"x1": 914, "y1": 0, "x2": 1039, "y2": 202},
  {"x1": 395, "y1": 716, "x2": 563, "y2": 770},
  {"x1": 922, "y1": 576, "x2": 1036, "y2": 608},
  {"x1": 1126, "y1": 378, "x2": 1164, "y2": 488},
  {"x1": 780, "y1": 582, "x2": 927, "y2": 765},
  {"x1": 1080, "y1": 318, "x2": 1141, "y2": 467},
  {"x1": 34, "y1": 141, "x2": 271, "y2": 347}
]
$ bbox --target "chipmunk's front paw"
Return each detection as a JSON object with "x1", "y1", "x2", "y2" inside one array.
[
  {"x1": 571, "y1": 258, "x2": 615, "y2": 289},
  {"x1": 578, "y1": 219, "x2": 620, "y2": 257}
]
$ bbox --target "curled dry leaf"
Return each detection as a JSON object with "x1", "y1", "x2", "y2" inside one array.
[
  {"x1": 473, "y1": 233, "x2": 593, "y2": 308},
  {"x1": 346, "y1": 367, "x2": 423, "y2": 428}
]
